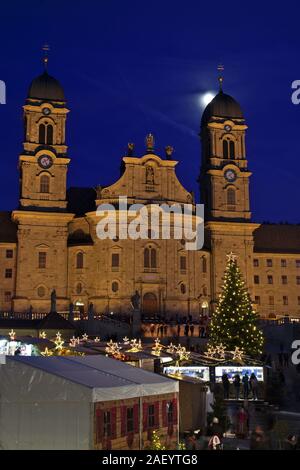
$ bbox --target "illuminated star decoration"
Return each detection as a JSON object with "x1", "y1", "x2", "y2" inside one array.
[
  {"x1": 232, "y1": 346, "x2": 244, "y2": 362},
  {"x1": 127, "y1": 338, "x2": 143, "y2": 352},
  {"x1": 152, "y1": 338, "x2": 163, "y2": 356},
  {"x1": 82, "y1": 333, "x2": 88, "y2": 341},
  {"x1": 175, "y1": 345, "x2": 190, "y2": 363},
  {"x1": 54, "y1": 332, "x2": 64, "y2": 351},
  {"x1": 216, "y1": 343, "x2": 226, "y2": 359},
  {"x1": 40, "y1": 331, "x2": 47, "y2": 339},
  {"x1": 122, "y1": 336, "x2": 130, "y2": 345},
  {"x1": 204, "y1": 346, "x2": 218, "y2": 359},
  {"x1": 41, "y1": 347, "x2": 53, "y2": 356},
  {"x1": 105, "y1": 340, "x2": 121, "y2": 357},
  {"x1": 69, "y1": 336, "x2": 77, "y2": 348},
  {"x1": 167, "y1": 342, "x2": 176, "y2": 354},
  {"x1": 226, "y1": 251, "x2": 237, "y2": 263},
  {"x1": 94, "y1": 337, "x2": 100, "y2": 343},
  {"x1": 8, "y1": 329, "x2": 16, "y2": 341}
]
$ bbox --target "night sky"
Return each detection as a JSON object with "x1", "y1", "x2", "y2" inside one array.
[{"x1": 0, "y1": 0, "x2": 300, "y2": 222}]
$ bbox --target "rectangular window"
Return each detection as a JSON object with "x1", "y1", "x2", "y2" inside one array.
[
  {"x1": 38, "y1": 252, "x2": 47, "y2": 269},
  {"x1": 253, "y1": 259, "x2": 259, "y2": 267},
  {"x1": 4, "y1": 291, "x2": 11, "y2": 302},
  {"x1": 103, "y1": 411, "x2": 111, "y2": 437},
  {"x1": 281, "y1": 259, "x2": 287, "y2": 268},
  {"x1": 167, "y1": 402, "x2": 173, "y2": 424},
  {"x1": 297, "y1": 276, "x2": 300, "y2": 285},
  {"x1": 283, "y1": 296, "x2": 288, "y2": 306},
  {"x1": 296, "y1": 260, "x2": 300, "y2": 268},
  {"x1": 111, "y1": 253, "x2": 120, "y2": 270},
  {"x1": 5, "y1": 268, "x2": 12, "y2": 279},
  {"x1": 266, "y1": 259, "x2": 273, "y2": 267},
  {"x1": 148, "y1": 404, "x2": 155, "y2": 428},
  {"x1": 6, "y1": 249, "x2": 13, "y2": 259},
  {"x1": 267, "y1": 275, "x2": 273, "y2": 284},
  {"x1": 180, "y1": 256, "x2": 186, "y2": 272},
  {"x1": 255, "y1": 296, "x2": 261, "y2": 305},
  {"x1": 282, "y1": 275, "x2": 288, "y2": 285},
  {"x1": 269, "y1": 296, "x2": 274, "y2": 306},
  {"x1": 254, "y1": 275, "x2": 260, "y2": 284},
  {"x1": 127, "y1": 407, "x2": 134, "y2": 433}
]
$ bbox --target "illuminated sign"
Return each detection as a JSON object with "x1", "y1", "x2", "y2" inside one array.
[
  {"x1": 215, "y1": 366, "x2": 264, "y2": 382},
  {"x1": 163, "y1": 366, "x2": 210, "y2": 382}
]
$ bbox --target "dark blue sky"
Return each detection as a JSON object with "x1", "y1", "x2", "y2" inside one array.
[{"x1": 0, "y1": 0, "x2": 300, "y2": 222}]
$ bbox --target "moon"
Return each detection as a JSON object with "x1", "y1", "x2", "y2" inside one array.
[{"x1": 201, "y1": 92, "x2": 216, "y2": 107}]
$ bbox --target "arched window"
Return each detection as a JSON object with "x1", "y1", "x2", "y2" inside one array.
[
  {"x1": 144, "y1": 246, "x2": 157, "y2": 270},
  {"x1": 39, "y1": 122, "x2": 53, "y2": 144},
  {"x1": 112, "y1": 281, "x2": 119, "y2": 293},
  {"x1": 76, "y1": 252, "x2": 84, "y2": 269},
  {"x1": 180, "y1": 283, "x2": 186, "y2": 294},
  {"x1": 39, "y1": 124, "x2": 46, "y2": 144},
  {"x1": 76, "y1": 283, "x2": 82, "y2": 294},
  {"x1": 229, "y1": 140, "x2": 235, "y2": 159},
  {"x1": 40, "y1": 174, "x2": 50, "y2": 193},
  {"x1": 227, "y1": 188, "x2": 236, "y2": 206},
  {"x1": 223, "y1": 139, "x2": 229, "y2": 158},
  {"x1": 47, "y1": 124, "x2": 53, "y2": 145}
]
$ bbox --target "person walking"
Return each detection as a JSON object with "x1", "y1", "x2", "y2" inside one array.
[
  {"x1": 236, "y1": 407, "x2": 248, "y2": 438},
  {"x1": 233, "y1": 373, "x2": 241, "y2": 400},
  {"x1": 242, "y1": 373, "x2": 249, "y2": 399},
  {"x1": 222, "y1": 372, "x2": 230, "y2": 399},
  {"x1": 250, "y1": 373, "x2": 259, "y2": 400},
  {"x1": 208, "y1": 417, "x2": 223, "y2": 450}
]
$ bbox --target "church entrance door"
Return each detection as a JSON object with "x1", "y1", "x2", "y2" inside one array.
[{"x1": 142, "y1": 292, "x2": 158, "y2": 317}]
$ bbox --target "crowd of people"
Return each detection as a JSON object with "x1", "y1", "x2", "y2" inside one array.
[
  {"x1": 184, "y1": 419, "x2": 300, "y2": 450},
  {"x1": 222, "y1": 372, "x2": 259, "y2": 400}
]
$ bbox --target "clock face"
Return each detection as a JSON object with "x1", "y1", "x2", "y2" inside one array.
[
  {"x1": 224, "y1": 169, "x2": 237, "y2": 182},
  {"x1": 38, "y1": 154, "x2": 53, "y2": 169},
  {"x1": 224, "y1": 124, "x2": 232, "y2": 132},
  {"x1": 42, "y1": 107, "x2": 51, "y2": 116}
]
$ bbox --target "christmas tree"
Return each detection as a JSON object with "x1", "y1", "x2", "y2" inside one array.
[{"x1": 208, "y1": 252, "x2": 264, "y2": 357}]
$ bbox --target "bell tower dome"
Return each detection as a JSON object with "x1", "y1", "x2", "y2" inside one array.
[
  {"x1": 19, "y1": 51, "x2": 70, "y2": 210},
  {"x1": 199, "y1": 73, "x2": 251, "y2": 221}
]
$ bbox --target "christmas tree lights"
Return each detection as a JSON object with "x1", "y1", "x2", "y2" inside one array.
[{"x1": 208, "y1": 252, "x2": 264, "y2": 357}]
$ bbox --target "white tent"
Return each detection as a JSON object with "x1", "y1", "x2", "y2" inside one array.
[{"x1": 0, "y1": 356, "x2": 178, "y2": 450}]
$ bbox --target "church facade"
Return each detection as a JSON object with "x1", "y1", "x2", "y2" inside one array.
[{"x1": 0, "y1": 68, "x2": 300, "y2": 320}]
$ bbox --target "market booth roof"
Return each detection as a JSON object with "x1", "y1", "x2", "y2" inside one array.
[{"x1": 1, "y1": 355, "x2": 178, "y2": 402}]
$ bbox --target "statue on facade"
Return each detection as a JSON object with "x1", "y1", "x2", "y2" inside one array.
[
  {"x1": 88, "y1": 302, "x2": 94, "y2": 322},
  {"x1": 50, "y1": 289, "x2": 57, "y2": 313},
  {"x1": 146, "y1": 166, "x2": 155, "y2": 185},
  {"x1": 131, "y1": 290, "x2": 141, "y2": 310},
  {"x1": 127, "y1": 142, "x2": 135, "y2": 156},
  {"x1": 145, "y1": 133, "x2": 155, "y2": 152},
  {"x1": 68, "y1": 302, "x2": 74, "y2": 322},
  {"x1": 165, "y1": 145, "x2": 174, "y2": 159}
]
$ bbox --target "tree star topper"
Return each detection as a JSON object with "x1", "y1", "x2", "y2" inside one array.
[{"x1": 226, "y1": 251, "x2": 237, "y2": 262}]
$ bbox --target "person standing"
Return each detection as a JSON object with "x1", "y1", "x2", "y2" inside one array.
[
  {"x1": 250, "y1": 373, "x2": 259, "y2": 400},
  {"x1": 233, "y1": 373, "x2": 241, "y2": 400},
  {"x1": 242, "y1": 373, "x2": 249, "y2": 399},
  {"x1": 222, "y1": 372, "x2": 230, "y2": 399},
  {"x1": 236, "y1": 407, "x2": 248, "y2": 438}
]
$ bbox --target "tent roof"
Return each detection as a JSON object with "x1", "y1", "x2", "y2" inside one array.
[{"x1": 7, "y1": 356, "x2": 178, "y2": 401}]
